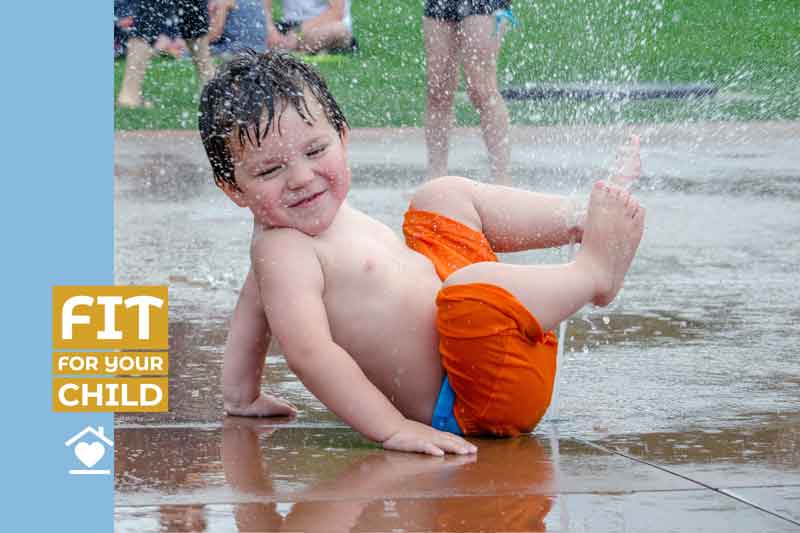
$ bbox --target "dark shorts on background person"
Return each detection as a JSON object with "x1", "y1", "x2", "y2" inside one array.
[
  {"x1": 129, "y1": 0, "x2": 209, "y2": 43},
  {"x1": 274, "y1": 20, "x2": 301, "y2": 35},
  {"x1": 424, "y1": 0, "x2": 511, "y2": 22}
]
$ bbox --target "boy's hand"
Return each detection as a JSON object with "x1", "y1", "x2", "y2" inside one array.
[
  {"x1": 381, "y1": 419, "x2": 478, "y2": 457},
  {"x1": 225, "y1": 392, "x2": 298, "y2": 418}
]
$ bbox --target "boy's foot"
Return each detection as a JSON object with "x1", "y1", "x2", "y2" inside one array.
[
  {"x1": 577, "y1": 180, "x2": 645, "y2": 306},
  {"x1": 610, "y1": 134, "x2": 641, "y2": 189}
]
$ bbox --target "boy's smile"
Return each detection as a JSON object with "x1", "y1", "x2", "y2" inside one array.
[{"x1": 223, "y1": 94, "x2": 351, "y2": 236}]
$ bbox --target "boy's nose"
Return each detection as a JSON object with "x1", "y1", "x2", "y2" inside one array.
[{"x1": 287, "y1": 161, "x2": 315, "y2": 189}]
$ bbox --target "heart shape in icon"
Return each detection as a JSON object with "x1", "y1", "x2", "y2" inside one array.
[{"x1": 74, "y1": 441, "x2": 105, "y2": 468}]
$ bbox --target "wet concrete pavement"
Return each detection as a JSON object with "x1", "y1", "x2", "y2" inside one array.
[
  {"x1": 115, "y1": 422, "x2": 798, "y2": 532},
  {"x1": 115, "y1": 122, "x2": 800, "y2": 531}
]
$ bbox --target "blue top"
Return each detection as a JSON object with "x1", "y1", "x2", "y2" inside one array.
[{"x1": 211, "y1": 0, "x2": 267, "y2": 54}]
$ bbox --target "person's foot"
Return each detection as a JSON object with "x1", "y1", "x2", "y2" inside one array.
[
  {"x1": 610, "y1": 134, "x2": 641, "y2": 189},
  {"x1": 577, "y1": 180, "x2": 645, "y2": 306},
  {"x1": 116, "y1": 95, "x2": 153, "y2": 109}
]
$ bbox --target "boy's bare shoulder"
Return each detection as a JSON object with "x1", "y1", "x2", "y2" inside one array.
[
  {"x1": 249, "y1": 227, "x2": 328, "y2": 347},
  {"x1": 252, "y1": 225, "x2": 314, "y2": 250},
  {"x1": 250, "y1": 227, "x2": 323, "y2": 286}
]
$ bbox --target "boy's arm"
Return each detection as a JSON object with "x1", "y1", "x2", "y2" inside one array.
[
  {"x1": 254, "y1": 232, "x2": 476, "y2": 456},
  {"x1": 223, "y1": 266, "x2": 297, "y2": 417}
]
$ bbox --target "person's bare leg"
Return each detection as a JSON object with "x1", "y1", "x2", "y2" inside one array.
[
  {"x1": 437, "y1": 181, "x2": 644, "y2": 331},
  {"x1": 185, "y1": 35, "x2": 215, "y2": 87},
  {"x1": 423, "y1": 18, "x2": 459, "y2": 180},
  {"x1": 117, "y1": 37, "x2": 154, "y2": 107},
  {"x1": 458, "y1": 15, "x2": 510, "y2": 185},
  {"x1": 294, "y1": 22, "x2": 352, "y2": 53},
  {"x1": 610, "y1": 134, "x2": 641, "y2": 188}
]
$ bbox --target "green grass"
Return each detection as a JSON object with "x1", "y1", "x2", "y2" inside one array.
[{"x1": 115, "y1": 0, "x2": 800, "y2": 129}]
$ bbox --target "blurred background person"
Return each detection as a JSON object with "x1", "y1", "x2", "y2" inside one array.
[
  {"x1": 266, "y1": 0, "x2": 356, "y2": 54},
  {"x1": 117, "y1": 0, "x2": 215, "y2": 108},
  {"x1": 424, "y1": 1, "x2": 515, "y2": 185},
  {"x1": 208, "y1": 0, "x2": 268, "y2": 56}
]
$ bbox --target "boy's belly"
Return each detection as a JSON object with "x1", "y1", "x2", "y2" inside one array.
[{"x1": 325, "y1": 251, "x2": 445, "y2": 423}]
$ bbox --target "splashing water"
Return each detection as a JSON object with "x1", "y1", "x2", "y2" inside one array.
[{"x1": 547, "y1": 136, "x2": 639, "y2": 424}]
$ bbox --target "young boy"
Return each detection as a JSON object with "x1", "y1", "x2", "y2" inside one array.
[{"x1": 199, "y1": 51, "x2": 645, "y2": 456}]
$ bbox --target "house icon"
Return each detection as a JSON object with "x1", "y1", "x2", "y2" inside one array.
[{"x1": 65, "y1": 426, "x2": 114, "y2": 475}]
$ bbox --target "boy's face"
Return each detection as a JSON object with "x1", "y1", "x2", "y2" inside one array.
[{"x1": 223, "y1": 93, "x2": 351, "y2": 236}]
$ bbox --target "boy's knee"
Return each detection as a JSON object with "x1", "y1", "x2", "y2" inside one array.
[
  {"x1": 410, "y1": 176, "x2": 481, "y2": 230},
  {"x1": 441, "y1": 261, "x2": 503, "y2": 290},
  {"x1": 411, "y1": 176, "x2": 468, "y2": 208}
]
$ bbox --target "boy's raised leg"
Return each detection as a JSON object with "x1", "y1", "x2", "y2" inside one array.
[{"x1": 440, "y1": 181, "x2": 645, "y2": 331}]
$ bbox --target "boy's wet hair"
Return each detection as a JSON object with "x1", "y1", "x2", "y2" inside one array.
[{"x1": 199, "y1": 49, "x2": 348, "y2": 190}]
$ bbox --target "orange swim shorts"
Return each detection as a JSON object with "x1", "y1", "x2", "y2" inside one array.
[{"x1": 403, "y1": 207, "x2": 558, "y2": 437}]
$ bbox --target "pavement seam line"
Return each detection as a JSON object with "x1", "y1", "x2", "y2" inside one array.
[
  {"x1": 574, "y1": 437, "x2": 800, "y2": 527},
  {"x1": 114, "y1": 487, "x2": 715, "y2": 508}
]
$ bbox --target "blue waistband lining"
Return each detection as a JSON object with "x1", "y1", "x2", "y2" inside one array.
[{"x1": 431, "y1": 375, "x2": 464, "y2": 435}]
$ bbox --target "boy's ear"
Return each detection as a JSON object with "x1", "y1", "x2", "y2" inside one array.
[{"x1": 219, "y1": 180, "x2": 249, "y2": 207}]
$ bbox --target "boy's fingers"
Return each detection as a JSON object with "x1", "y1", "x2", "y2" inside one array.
[
  {"x1": 456, "y1": 436, "x2": 478, "y2": 453},
  {"x1": 436, "y1": 434, "x2": 477, "y2": 455},
  {"x1": 278, "y1": 399, "x2": 298, "y2": 411},
  {"x1": 264, "y1": 394, "x2": 298, "y2": 411},
  {"x1": 423, "y1": 443, "x2": 445, "y2": 457},
  {"x1": 448, "y1": 433, "x2": 478, "y2": 452},
  {"x1": 273, "y1": 404, "x2": 296, "y2": 415},
  {"x1": 449, "y1": 441, "x2": 477, "y2": 455}
]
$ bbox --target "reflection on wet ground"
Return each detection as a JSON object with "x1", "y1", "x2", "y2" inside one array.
[
  {"x1": 115, "y1": 423, "x2": 799, "y2": 532},
  {"x1": 115, "y1": 124, "x2": 800, "y2": 530}
]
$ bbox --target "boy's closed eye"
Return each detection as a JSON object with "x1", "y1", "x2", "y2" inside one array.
[
  {"x1": 257, "y1": 165, "x2": 284, "y2": 178},
  {"x1": 307, "y1": 144, "x2": 328, "y2": 157},
  {"x1": 255, "y1": 145, "x2": 328, "y2": 178}
]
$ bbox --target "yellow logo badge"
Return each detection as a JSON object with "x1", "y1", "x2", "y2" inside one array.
[{"x1": 52, "y1": 286, "x2": 169, "y2": 412}]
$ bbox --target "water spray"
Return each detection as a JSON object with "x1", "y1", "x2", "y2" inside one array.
[{"x1": 548, "y1": 135, "x2": 640, "y2": 424}]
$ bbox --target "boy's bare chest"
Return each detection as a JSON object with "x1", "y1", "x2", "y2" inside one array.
[
  {"x1": 314, "y1": 221, "x2": 441, "y2": 339},
  {"x1": 318, "y1": 225, "x2": 436, "y2": 292},
  {"x1": 310, "y1": 219, "x2": 444, "y2": 418}
]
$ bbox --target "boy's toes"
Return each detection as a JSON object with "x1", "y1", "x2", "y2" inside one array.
[
  {"x1": 634, "y1": 206, "x2": 646, "y2": 225},
  {"x1": 626, "y1": 196, "x2": 640, "y2": 215},
  {"x1": 609, "y1": 184, "x2": 627, "y2": 203},
  {"x1": 589, "y1": 180, "x2": 609, "y2": 203}
]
